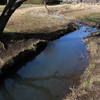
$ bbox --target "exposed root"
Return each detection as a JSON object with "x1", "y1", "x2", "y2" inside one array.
[{"x1": 0, "y1": 41, "x2": 7, "y2": 50}]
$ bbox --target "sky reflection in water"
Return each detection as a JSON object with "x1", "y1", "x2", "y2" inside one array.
[{"x1": 0, "y1": 24, "x2": 98, "y2": 100}]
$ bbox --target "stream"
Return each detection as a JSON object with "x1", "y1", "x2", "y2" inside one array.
[{"x1": 0, "y1": 24, "x2": 98, "y2": 100}]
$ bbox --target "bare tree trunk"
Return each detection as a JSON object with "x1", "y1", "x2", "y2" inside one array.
[
  {"x1": 6, "y1": 0, "x2": 9, "y2": 4},
  {"x1": 0, "y1": 0, "x2": 27, "y2": 36},
  {"x1": 44, "y1": 0, "x2": 50, "y2": 14}
]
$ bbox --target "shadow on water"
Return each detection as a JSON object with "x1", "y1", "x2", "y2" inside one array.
[
  {"x1": 0, "y1": 70, "x2": 79, "y2": 100},
  {"x1": 0, "y1": 24, "x2": 98, "y2": 100}
]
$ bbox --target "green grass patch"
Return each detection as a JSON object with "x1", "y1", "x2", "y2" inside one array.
[
  {"x1": 24, "y1": 0, "x2": 43, "y2": 4},
  {"x1": 82, "y1": 81, "x2": 91, "y2": 87},
  {"x1": 3, "y1": 29, "x2": 15, "y2": 35},
  {"x1": 0, "y1": 5, "x2": 5, "y2": 11},
  {"x1": 89, "y1": 63, "x2": 95, "y2": 68},
  {"x1": 79, "y1": 13, "x2": 100, "y2": 25},
  {"x1": 85, "y1": 13, "x2": 100, "y2": 19},
  {"x1": 77, "y1": 13, "x2": 100, "y2": 28},
  {"x1": 83, "y1": 17, "x2": 100, "y2": 24},
  {"x1": 84, "y1": 70, "x2": 90, "y2": 74},
  {"x1": 19, "y1": 5, "x2": 35, "y2": 8}
]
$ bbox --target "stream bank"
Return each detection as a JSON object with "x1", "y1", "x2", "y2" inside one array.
[
  {"x1": 62, "y1": 11, "x2": 100, "y2": 100},
  {"x1": 0, "y1": 22, "x2": 78, "y2": 74},
  {"x1": 65, "y1": 30, "x2": 100, "y2": 100},
  {"x1": 63, "y1": 20, "x2": 100, "y2": 100},
  {"x1": 65, "y1": 29, "x2": 100, "y2": 100}
]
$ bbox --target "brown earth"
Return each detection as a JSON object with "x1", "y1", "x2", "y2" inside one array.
[
  {"x1": 0, "y1": 4, "x2": 78, "y2": 68},
  {"x1": 1, "y1": 3, "x2": 100, "y2": 100}
]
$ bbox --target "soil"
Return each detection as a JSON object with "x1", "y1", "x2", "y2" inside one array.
[
  {"x1": 0, "y1": 3, "x2": 100, "y2": 100},
  {"x1": 0, "y1": 4, "x2": 78, "y2": 68}
]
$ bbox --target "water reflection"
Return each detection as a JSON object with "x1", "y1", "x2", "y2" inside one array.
[
  {"x1": 0, "y1": 24, "x2": 98, "y2": 100},
  {"x1": 0, "y1": 71, "x2": 80, "y2": 100},
  {"x1": 0, "y1": 81, "x2": 15, "y2": 100}
]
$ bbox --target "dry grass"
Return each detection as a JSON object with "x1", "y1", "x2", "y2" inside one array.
[{"x1": 6, "y1": 4, "x2": 70, "y2": 33}]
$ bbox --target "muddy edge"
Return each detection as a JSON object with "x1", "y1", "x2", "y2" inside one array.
[
  {"x1": 64, "y1": 20, "x2": 100, "y2": 99},
  {"x1": 0, "y1": 22, "x2": 78, "y2": 74}
]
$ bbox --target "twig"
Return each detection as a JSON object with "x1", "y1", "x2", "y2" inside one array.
[{"x1": 80, "y1": 52, "x2": 84, "y2": 58}]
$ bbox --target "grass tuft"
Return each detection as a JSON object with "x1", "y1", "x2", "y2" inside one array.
[
  {"x1": 3, "y1": 28, "x2": 15, "y2": 35},
  {"x1": 82, "y1": 81, "x2": 91, "y2": 87}
]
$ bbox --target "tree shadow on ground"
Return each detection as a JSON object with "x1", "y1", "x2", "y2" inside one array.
[{"x1": 0, "y1": 28, "x2": 67, "y2": 50}]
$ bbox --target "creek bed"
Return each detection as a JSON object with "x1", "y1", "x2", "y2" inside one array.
[{"x1": 0, "y1": 24, "x2": 98, "y2": 100}]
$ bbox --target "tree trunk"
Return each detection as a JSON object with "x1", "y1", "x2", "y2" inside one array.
[
  {"x1": 6, "y1": 0, "x2": 9, "y2": 4},
  {"x1": 44, "y1": 0, "x2": 50, "y2": 14},
  {"x1": 0, "y1": 0, "x2": 27, "y2": 37}
]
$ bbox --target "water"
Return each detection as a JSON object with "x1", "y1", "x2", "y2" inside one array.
[{"x1": 0, "y1": 24, "x2": 98, "y2": 100}]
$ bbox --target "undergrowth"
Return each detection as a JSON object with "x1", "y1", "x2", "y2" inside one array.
[
  {"x1": 3, "y1": 28, "x2": 15, "y2": 35},
  {"x1": 78, "y1": 13, "x2": 100, "y2": 27}
]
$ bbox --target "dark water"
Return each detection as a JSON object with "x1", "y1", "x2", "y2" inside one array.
[{"x1": 0, "y1": 24, "x2": 98, "y2": 100}]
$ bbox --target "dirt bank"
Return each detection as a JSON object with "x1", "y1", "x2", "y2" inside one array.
[{"x1": 0, "y1": 4, "x2": 78, "y2": 73}]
